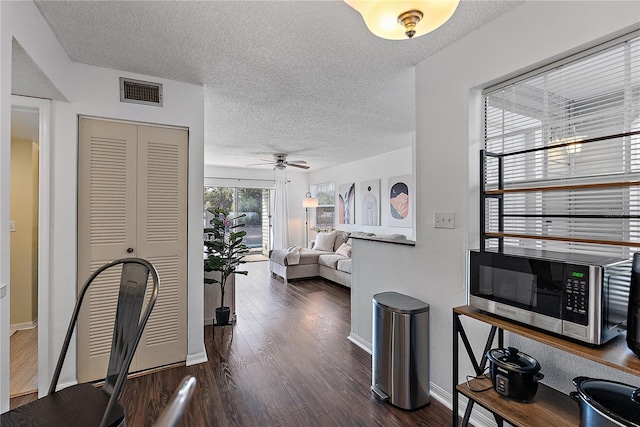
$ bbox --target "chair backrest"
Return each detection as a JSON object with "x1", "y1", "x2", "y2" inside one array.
[
  {"x1": 48, "y1": 258, "x2": 160, "y2": 427},
  {"x1": 103, "y1": 260, "x2": 159, "y2": 398},
  {"x1": 154, "y1": 376, "x2": 197, "y2": 427}
]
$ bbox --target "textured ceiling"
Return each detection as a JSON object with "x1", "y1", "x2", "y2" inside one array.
[
  {"x1": 33, "y1": 0, "x2": 522, "y2": 170},
  {"x1": 12, "y1": 38, "x2": 67, "y2": 102}
]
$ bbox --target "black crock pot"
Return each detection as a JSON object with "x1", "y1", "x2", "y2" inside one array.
[
  {"x1": 486, "y1": 347, "x2": 544, "y2": 402},
  {"x1": 572, "y1": 377, "x2": 640, "y2": 427}
]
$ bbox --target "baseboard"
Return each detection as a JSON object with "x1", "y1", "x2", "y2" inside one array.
[
  {"x1": 10, "y1": 319, "x2": 38, "y2": 331},
  {"x1": 347, "y1": 332, "x2": 372, "y2": 354},
  {"x1": 429, "y1": 382, "x2": 497, "y2": 427},
  {"x1": 186, "y1": 351, "x2": 208, "y2": 366},
  {"x1": 54, "y1": 380, "x2": 77, "y2": 392}
]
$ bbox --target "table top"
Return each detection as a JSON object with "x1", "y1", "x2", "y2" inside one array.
[{"x1": 454, "y1": 305, "x2": 640, "y2": 377}]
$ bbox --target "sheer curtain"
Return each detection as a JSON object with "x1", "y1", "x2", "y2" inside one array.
[{"x1": 272, "y1": 174, "x2": 289, "y2": 250}]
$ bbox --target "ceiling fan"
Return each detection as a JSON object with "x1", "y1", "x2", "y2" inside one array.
[{"x1": 247, "y1": 153, "x2": 310, "y2": 170}]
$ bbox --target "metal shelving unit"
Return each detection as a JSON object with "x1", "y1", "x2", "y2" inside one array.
[
  {"x1": 452, "y1": 305, "x2": 640, "y2": 427},
  {"x1": 480, "y1": 130, "x2": 640, "y2": 252}
]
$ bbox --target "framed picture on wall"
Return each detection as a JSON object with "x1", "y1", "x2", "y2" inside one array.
[
  {"x1": 387, "y1": 175, "x2": 412, "y2": 227},
  {"x1": 338, "y1": 182, "x2": 355, "y2": 224},
  {"x1": 360, "y1": 179, "x2": 380, "y2": 226}
]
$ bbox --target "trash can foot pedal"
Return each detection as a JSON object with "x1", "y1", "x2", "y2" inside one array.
[{"x1": 371, "y1": 385, "x2": 389, "y2": 401}]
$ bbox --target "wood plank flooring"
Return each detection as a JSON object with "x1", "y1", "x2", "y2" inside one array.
[
  {"x1": 10, "y1": 327, "x2": 38, "y2": 397},
  {"x1": 11, "y1": 261, "x2": 454, "y2": 426}
]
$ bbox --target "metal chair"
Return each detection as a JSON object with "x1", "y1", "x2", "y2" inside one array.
[
  {"x1": 1, "y1": 258, "x2": 160, "y2": 427},
  {"x1": 154, "y1": 376, "x2": 197, "y2": 427}
]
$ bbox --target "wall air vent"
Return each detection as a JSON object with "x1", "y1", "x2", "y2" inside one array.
[{"x1": 120, "y1": 77, "x2": 163, "y2": 107}]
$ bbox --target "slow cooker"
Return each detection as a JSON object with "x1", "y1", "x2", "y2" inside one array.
[
  {"x1": 486, "y1": 347, "x2": 544, "y2": 402},
  {"x1": 572, "y1": 376, "x2": 640, "y2": 427}
]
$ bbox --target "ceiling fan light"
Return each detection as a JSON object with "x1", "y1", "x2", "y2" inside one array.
[{"x1": 344, "y1": 0, "x2": 460, "y2": 40}]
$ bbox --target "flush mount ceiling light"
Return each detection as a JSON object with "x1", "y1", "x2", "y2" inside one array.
[{"x1": 344, "y1": 0, "x2": 460, "y2": 40}]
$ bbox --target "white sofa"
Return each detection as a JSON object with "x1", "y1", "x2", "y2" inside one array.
[{"x1": 269, "y1": 230, "x2": 378, "y2": 287}]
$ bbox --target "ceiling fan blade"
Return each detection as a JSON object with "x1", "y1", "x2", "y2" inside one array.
[
  {"x1": 246, "y1": 162, "x2": 274, "y2": 166},
  {"x1": 286, "y1": 160, "x2": 307, "y2": 164},
  {"x1": 285, "y1": 162, "x2": 310, "y2": 169}
]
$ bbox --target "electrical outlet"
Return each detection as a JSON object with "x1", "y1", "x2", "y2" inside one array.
[
  {"x1": 434, "y1": 211, "x2": 455, "y2": 229},
  {"x1": 9, "y1": 221, "x2": 15, "y2": 232}
]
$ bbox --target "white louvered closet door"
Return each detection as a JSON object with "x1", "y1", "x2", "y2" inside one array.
[
  {"x1": 135, "y1": 125, "x2": 187, "y2": 370},
  {"x1": 77, "y1": 118, "x2": 187, "y2": 383}
]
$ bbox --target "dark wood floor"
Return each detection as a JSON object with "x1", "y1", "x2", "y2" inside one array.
[{"x1": 11, "y1": 261, "x2": 454, "y2": 426}]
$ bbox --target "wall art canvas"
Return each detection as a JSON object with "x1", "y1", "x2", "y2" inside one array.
[
  {"x1": 360, "y1": 179, "x2": 380, "y2": 226},
  {"x1": 338, "y1": 182, "x2": 355, "y2": 224},
  {"x1": 388, "y1": 175, "x2": 412, "y2": 227}
]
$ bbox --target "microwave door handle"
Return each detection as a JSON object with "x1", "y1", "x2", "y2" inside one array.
[
  {"x1": 603, "y1": 273, "x2": 609, "y2": 325},
  {"x1": 529, "y1": 278, "x2": 536, "y2": 308}
]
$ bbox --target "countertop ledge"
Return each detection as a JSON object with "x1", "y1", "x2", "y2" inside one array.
[{"x1": 350, "y1": 235, "x2": 416, "y2": 246}]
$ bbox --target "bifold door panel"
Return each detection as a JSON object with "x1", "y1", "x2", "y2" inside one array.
[{"x1": 78, "y1": 118, "x2": 187, "y2": 382}]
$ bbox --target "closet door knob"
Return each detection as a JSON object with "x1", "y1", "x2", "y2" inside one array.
[{"x1": 127, "y1": 248, "x2": 134, "y2": 254}]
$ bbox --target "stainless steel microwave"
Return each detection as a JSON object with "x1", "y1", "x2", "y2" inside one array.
[{"x1": 468, "y1": 248, "x2": 632, "y2": 345}]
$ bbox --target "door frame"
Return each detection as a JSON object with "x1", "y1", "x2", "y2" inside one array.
[{"x1": 10, "y1": 95, "x2": 51, "y2": 398}]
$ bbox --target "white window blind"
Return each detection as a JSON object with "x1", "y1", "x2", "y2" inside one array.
[
  {"x1": 311, "y1": 182, "x2": 335, "y2": 229},
  {"x1": 482, "y1": 31, "x2": 640, "y2": 258}
]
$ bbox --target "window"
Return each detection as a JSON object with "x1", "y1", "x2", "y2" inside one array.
[
  {"x1": 482, "y1": 31, "x2": 640, "y2": 258},
  {"x1": 204, "y1": 186, "x2": 271, "y2": 255},
  {"x1": 311, "y1": 182, "x2": 335, "y2": 230}
]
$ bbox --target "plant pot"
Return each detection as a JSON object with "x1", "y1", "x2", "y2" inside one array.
[
  {"x1": 571, "y1": 376, "x2": 640, "y2": 427},
  {"x1": 215, "y1": 306, "x2": 231, "y2": 326},
  {"x1": 486, "y1": 347, "x2": 544, "y2": 402}
]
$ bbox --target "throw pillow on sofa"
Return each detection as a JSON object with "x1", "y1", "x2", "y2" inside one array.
[
  {"x1": 335, "y1": 243, "x2": 352, "y2": 258},
  {"x1": 314, "y1": 231, "x2": 337, "y2": 251}
]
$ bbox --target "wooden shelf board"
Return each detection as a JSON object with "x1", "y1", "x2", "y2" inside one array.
[
  {"x1": 454, "y1": 305, "x2": 640, "y2": 377},
  {"x1": 484, "y1": 180, "x2": 640, "y2": 195},
  {"x1": 457, "y1": 379, "x2": 579, "y2": 427},
  {"x1": 483, "y1": 232, "x2": 639, "y2": 247}
]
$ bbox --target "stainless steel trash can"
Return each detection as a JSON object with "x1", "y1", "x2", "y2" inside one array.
[{"x1": 372, "y1": 291, "x2": 430, "y2": 410}]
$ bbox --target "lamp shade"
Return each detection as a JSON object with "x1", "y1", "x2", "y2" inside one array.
[
  {"x1": 344, "y1": 0, "x2": 459, "y2": 40},
  {"x1": 553, "y1": 135, "x2": 585, "y2": 155},
  {"x1": 303, "y1": 197, "x2": 319, "y2": 208}
]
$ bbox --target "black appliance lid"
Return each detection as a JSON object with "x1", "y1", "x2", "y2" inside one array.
[
  {"x1": 486, "y1": 347, "x2": 541, "y2": 373},
  {"x1": 575, "y1": 377, "x2": 640, "y2": 426}
]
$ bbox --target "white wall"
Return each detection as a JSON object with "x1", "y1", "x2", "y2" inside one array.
[
  {"x1": 352, "y1": 2, "x2": 640, "y2": 426},
  {"x1": 308, "y1": 145, "x2": 415, "y2": 240},
  {"x1": 0, "y1": 1, "x2": 206, "y2": 410},
  {"x1": 0, "y1": 3, "x2": 11, "y2": 408},
  {"x1": 204, "y1": 165, "x2": 309, "y2": 247}
]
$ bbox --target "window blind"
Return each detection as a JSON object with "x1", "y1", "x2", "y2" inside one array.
[{"x1": 482, "y1": 31, "x2": 640, "y2": 258}]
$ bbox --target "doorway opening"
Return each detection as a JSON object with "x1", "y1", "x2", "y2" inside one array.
[
  {"x1": 9, "y1": 104, "x2": 39, "y2": 397},
  {"x1": 204, "y1": 186, "x2": 272, "y2": 260}
]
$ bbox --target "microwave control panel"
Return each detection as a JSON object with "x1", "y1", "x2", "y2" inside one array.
[{"x1": 562, "y1": 266, "x2": 589, "y2": 326}]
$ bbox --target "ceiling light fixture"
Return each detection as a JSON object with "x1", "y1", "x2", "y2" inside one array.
[{"x1": 344, "y1": 0, "x2": 460, "y2": 40}]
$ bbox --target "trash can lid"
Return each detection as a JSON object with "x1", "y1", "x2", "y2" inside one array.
[{"x1": 373, "y1": 291, "x2": 429, "y2": 314}]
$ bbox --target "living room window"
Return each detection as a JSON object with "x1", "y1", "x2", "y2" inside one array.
[
  {"x1": 204, "y1": 186, "x2": 271, "y2": 255},
  {"x1": 311, "y1": 182, "x2": 335, "y2": 230},
  {"x1": 482, "y1": 30, "x2": 640, "y2": 258}
]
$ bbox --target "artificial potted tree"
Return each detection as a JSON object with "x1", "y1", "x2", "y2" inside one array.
[{"x1": 204, "y1": 207, "x2": 249, "y2": 326}]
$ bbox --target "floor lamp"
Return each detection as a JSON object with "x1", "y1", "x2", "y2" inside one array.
[{"x1": 303, "y1": 192, "x2": 318, "y2": 246}]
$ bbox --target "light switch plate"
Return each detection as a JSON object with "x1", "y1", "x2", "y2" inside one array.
[
  {"x1": 9, "y1": 221, "x2": 15, "y2": 232},
  {"x1": 434, "y1": 211, "x2": 455, "y2": 229}
]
